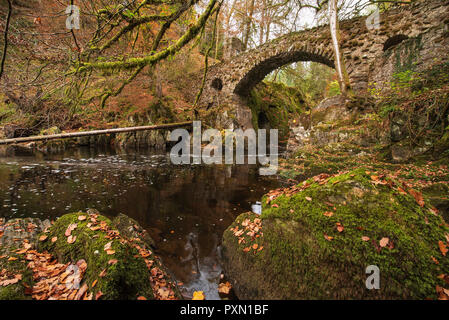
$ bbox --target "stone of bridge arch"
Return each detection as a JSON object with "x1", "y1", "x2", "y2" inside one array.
[{"x1": 192, "y1": 0, "x2": 449, "y2": 130}]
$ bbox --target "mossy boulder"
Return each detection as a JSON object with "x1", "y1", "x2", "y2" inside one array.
[
  {"x1": 0, "y1": 257, "x2": 33, "y2": 300},
  {"x1": 111, "y1": 213, "x2": 156, "y2": 249},
  {"x1": 37, "y1": 212, "x2": 178, "y2": 300},
  {"x1": 222, "y1": 168, "x2": 449, "y2": 299}
]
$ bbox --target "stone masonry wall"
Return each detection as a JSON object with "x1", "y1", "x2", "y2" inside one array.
[{"x1": 193, "y1": 0, "x2": 449, "y2": 129}]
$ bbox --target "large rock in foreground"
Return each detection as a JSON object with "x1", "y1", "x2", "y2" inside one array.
[
  {"x1": 222, "y1": 168, "x2": 449, "y2": 299},
  {"x1": 0, "y1": 212, "x2": 180, "y2": 300},
  {"x1": 37, "y1": 212, "x2": 180, "y2": 300}
]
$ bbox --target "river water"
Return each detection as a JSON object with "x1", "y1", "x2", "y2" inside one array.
[{"x1": 0, "y1": 146, "x2": 281, "y2": 300}]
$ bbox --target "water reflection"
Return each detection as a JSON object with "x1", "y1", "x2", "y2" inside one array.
[{"x1": 0, "y1": 146, "x2": 281, "y2": 299}]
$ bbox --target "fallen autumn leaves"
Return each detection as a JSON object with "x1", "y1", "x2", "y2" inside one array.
[
  {"x1": 238, "y1": 169, "x2": 449, "y2": 300},
  {"x1": 0, "y1": 212, "x2": 179, "y2": 300},
  {"x1": 0, "y1": 271, "x2": 22, "y2": 287},
  {"x1": 230, "y1": 217, "x2": 264, "y2": 254}
]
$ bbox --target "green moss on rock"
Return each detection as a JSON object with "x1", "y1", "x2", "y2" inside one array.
[
  {"x1": 37, "y1": 212, "x2": 154, "y2": 300},
  {"x1": 248, "y1": 82, "x2": 306, "y2": 141},
  {"x1": 0, "y1": 257, "x2": 33, "y2": 300},
  {"x1": 422, "y1": 183, "x2": 449, "y2": 222},
  {"x1": 222, "y1": 168, "x2": 449, "y2": 299}
]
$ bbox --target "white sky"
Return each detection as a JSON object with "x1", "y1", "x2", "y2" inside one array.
[{"x1": 218, "y1": 0, "x2": 375, "y2": 47}]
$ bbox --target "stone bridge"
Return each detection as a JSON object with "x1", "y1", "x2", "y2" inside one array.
[{"x1": 196, "y1": 0, "x2": 449, "y2": 129}]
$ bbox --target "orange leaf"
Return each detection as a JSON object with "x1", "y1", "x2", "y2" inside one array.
[
  {"x1": 379, "y1": 237, "x2": 389, "y2": 248},
  {"x1": 305, "y1": 197, "x2": 312, "y2": 202},
  {"x1": 336, "y1": 223, "x2": 344, "y2": 233},
  {"x1": 192, "y1": 291, "x2": 205, "y2": 300},
  {"x1": 438, "y1": 274, "x2": 449, "y2": 285},
  {"x1": 75, "y1": 283, "x2": 88, "y2": 300},
  {"x1": 387, "y1": 240, "x2": 395, "y2": 250},
  {"x1": 362, "y1": 236, "x2": 370, "y2": 241},
  {"x1": 429, "y1": 207, "x2": 439, "y2": 216},
  {"x1": 436, "y1": 286, "x2": 449, "y2": 300},
  {"x1": 67, "y1": 235, "x2": 76, "y2": 244},
  {"x1": 218, "y1": 282, "x2": 232, "y2": 294},
  {"x1": 323, "y1": 211, "x2": 334, "y2": 217},
  {"x1": 95, "y1": 291, "x2": 103, "y2": 300},
  {"x1": 104, "y1": 241, "x2": 112, "y2": 251},
  {"x1": 51, "y1": 237, "x2": 58, "y2": 243},
  {"x1": 0, "y1": 278, "x2": 19, "y2": 286},
  {"x1": 39, "y1": 235, "x2": 47, "y2": 241},
  {"x1": 137, "y1": 296, "x2": 147, "y2": 300},
  {"x1": 65, "y1": 223, "x2": 77, "y2": 237},
  {"x1": 445, "y1": 288, "x2": 449, "y2": 298},
  {"x1": 439, "y1": 241, "x2": 448, "y2": 256},
  {"x1": 324, "y1": 234, "x2": 333, "y2": 241},
  {"x1": 408, "y1": 189, "x2": 425, "y2": 207}
]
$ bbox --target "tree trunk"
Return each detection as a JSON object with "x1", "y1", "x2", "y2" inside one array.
[
  {"x1": 223, "y1": 0, "x2": 238, "y2": 60},
  {"x1": 0, "y1": 0, "x2": 12, "y2": 80},
  {"x1": 329, "y1": 0, "x2": 352, "y2": 96},
  {"x1": 215, "y1": 11, "x2": 221, "y2": 59},
  {"x1": 0, "y1": 122, "x2": 193, "y2": 145},
  {"x1": 154, "y1": 64, "x2": 163, "y2": 99},
  {"x1": 243, "y1": 0, "x2": 255, "y2": 50},
  {"x1": 259, "y1": 0, "x2": 267, "y2": 46},
  {"x1": 265, "y1": 17, "x2": 271, "y2": 43}
]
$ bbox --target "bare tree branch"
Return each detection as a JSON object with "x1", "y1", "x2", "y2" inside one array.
[{"x1": 0, "y1": 0, "x2": 12, "y2": 80}]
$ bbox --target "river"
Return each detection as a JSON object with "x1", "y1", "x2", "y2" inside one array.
[{"x1": 0, "y1": 145, "x2": 281, "y2": 299}]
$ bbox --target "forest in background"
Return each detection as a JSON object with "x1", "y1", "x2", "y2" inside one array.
[{"x1": 0, "y1": 0, "x2": 411, "y2": 137}]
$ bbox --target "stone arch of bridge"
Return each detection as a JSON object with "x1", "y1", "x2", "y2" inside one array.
[
  {"x1": 383, "y1": 34, "x2": 409, "y2": 52},
  {"x1": 233, "y1": 50, "x2": 335, "y2": 97}
]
